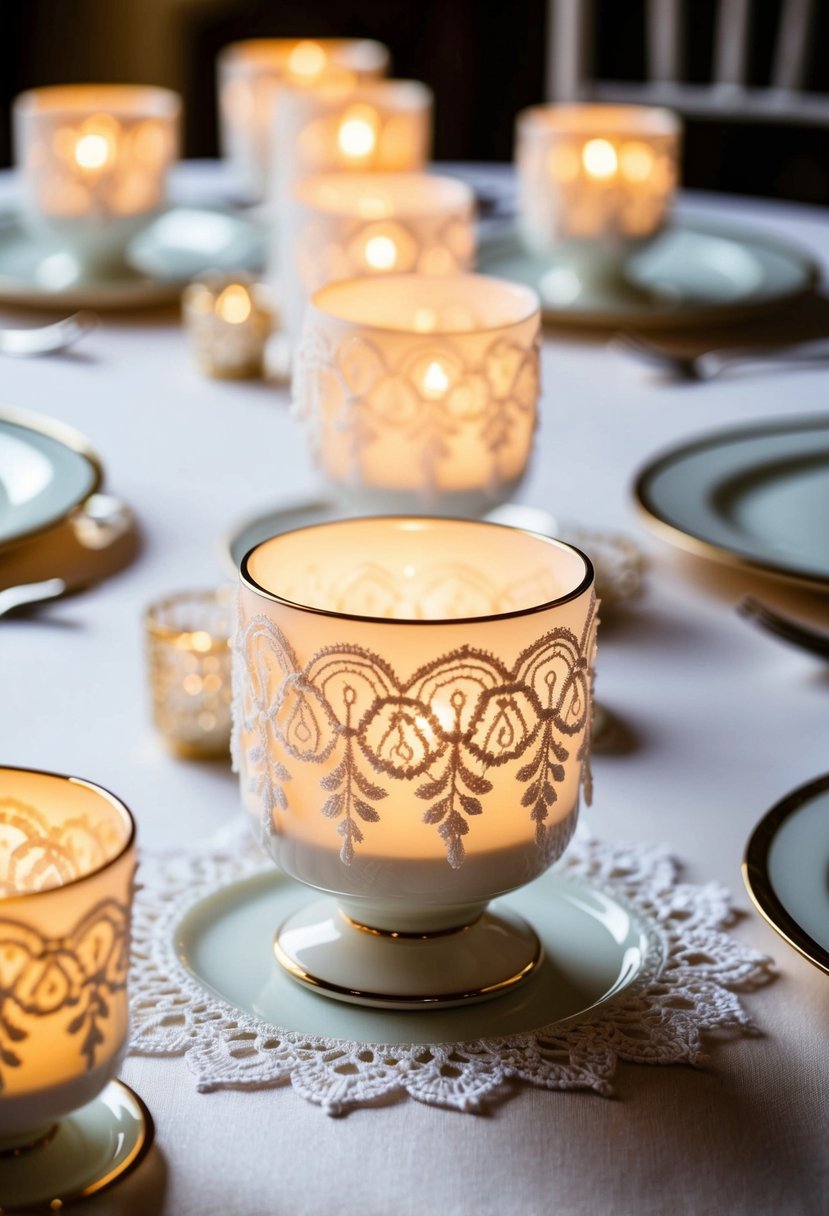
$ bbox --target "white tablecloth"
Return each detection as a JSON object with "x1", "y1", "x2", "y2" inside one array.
[{"x1": 2, "y1": 165, "x2": 828, "y2": 1215}]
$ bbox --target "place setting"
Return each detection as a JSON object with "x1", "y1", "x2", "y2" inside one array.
[
  {"x1": 0, "y1": 84, "x2": 264, "y2": 311},
  {"x1": 1, "y1": 14, "x2": 828, "y2": 1215}
]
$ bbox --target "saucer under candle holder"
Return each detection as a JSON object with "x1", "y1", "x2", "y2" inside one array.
[
  {"x1": 218, "y1": 38, "x2": 389, "y2": 202},
  {"x1": 279, "y1": 171, "x2": 475, "y2": 349},
  {"x1": 0, "y1": 766, "x2": 152, "y2": 1209},
  {"x1": 146, "y1": 587, "x2": 234, "y2": 758},
  {"x1": 13, "y1": 84, "x2": 180, "y2": 281},
  {"x1": 293, "y1": 272, "x2": 540, "y2": 515},
  {"x1": 233, "y1": 516, "x2": 598, "y2": 1009},
  {"x1": 515, "y1": 103, "x2": 681, "y2": 302},
  {"x1": 183, "y1": 272, "x2": 273, "y2": 379}
]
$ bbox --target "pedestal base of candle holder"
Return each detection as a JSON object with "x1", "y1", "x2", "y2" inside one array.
[
  {"x1": 274, "y1": 897, "x2": 543, "y2": 1010},
  {"x1": 0, "y1": 1080, "x2": 154, "y2": 1211}
]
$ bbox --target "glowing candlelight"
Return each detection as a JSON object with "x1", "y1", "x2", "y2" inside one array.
[
  {"x1": 294, "y1": 273, "x2": 540, "y2": 514},
  {"x1": 217, "y1": 38, "x2": 390, "y2": 201},
  {"x1": 279, "y1": 172, "x2": 472, "y2": 348},
  {"x1": 516, "y1": 103, "x2": 681, "y2": 252}
]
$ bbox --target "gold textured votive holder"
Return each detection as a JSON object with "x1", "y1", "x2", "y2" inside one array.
[
  {"x1": 146, "y1": 587, "x2": 233, "y2": 759},
  {"x1": 182, "y1": 272, "x2": 273, "y2": 379}
]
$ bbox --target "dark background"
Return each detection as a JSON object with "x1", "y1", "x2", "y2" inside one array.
[{"x1": 1, "y1": 0, "x2": 828, "y2": 203}]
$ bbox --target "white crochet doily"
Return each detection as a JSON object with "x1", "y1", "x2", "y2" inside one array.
[{"x1": 128, "y1": 830, "x2": 773, "y2": 1116}]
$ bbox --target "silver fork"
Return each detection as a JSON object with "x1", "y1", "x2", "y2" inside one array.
[
  {"x1": 614, "y1": 332, "x2": 829, "y2": 380},
  {"x1": 737, "y1": 596, "x2": 829, "y2": 660},
  {"x1": 0, "y1": 311, "x2": 97, "y2": 357},
  {"x1": 0, "y1": 578, "x2": 67, "y2": 618}
]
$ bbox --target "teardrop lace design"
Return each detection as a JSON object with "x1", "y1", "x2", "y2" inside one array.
[{"x1": 128, "y1": 830, "x2": 774, "y2": 1115}]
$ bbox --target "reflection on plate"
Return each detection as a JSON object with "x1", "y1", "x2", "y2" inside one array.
[
  {"x1": 222, "y1": 497, "x2": 645, "y2": 605},
  {"x1": 477, "y1": 219, "x2": 819, "y2": 328},
  {"x1": 0, "y1": 204, "x2": 264, "y2": 310},
  {"x1": 743, "y1": 774, "x2": 829, "y2": 976},
  {"x1": 0, "y1": 1079, "x2": 154, "y2": 1211},
  {"x1": 634, "y1": 416, "x2": 829, "y2": 591},
  {"x1": 127, "y1": 206, "x2": 265, "y2": 282},
  {"x1": 177, "y1": 867, "x2": 651, "y2": 1046},
  {"x1": 0, "y1": 407, "x2": 101, "y2": 552}
]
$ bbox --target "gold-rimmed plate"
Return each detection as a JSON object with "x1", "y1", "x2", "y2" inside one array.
[
  {"x1": 0, "y1": 406, "x2": 102, "y2": 554},
  {"x1": 478, "y1": 218, "x2": 819, "y2": 329},
  {"x1": 743, "y1": 774, "x2": 829, "y2": 976},
  {"x1": 634, "y1": 415, "x2": 829, "y2": 592}
]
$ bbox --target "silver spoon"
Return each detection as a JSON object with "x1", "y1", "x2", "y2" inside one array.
[
  {"x1": 0, "y1": 578, "x2": 67, "y2": 618},
  {"x1": 614, "y1": 332, "x2": 829, "y2": 381},
  {"x1": 0, "y1": 311, "x2": 97, "y2": 357},
  {"x1": 737, "y1": 596, "x2": 829, "y2": 660}
]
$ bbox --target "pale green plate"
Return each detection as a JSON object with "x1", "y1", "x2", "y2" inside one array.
[
  {"x1": 478, "y1": 219, "x2": 819, "y2": 329},
  {"x1": 0, "y1": 205, "x2": 264, "y2": 310},
  {"x1": 0, "y1": 1080, "x2": 153, "y2": 1212},
  {"x1": 635, "y1": 415, "x2": 829, "y2": 591},
  {"x1": 175, "y1": 867, "x2": 655, "y2": 1045},
  {"x1": 0, "y1": 408, "x2": 101, "y2": 552},
  {"x1": 744, "y1": 774, "x2": 829, "y2": 976}
]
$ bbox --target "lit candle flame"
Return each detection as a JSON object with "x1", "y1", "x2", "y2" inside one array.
[
  {"x1": 338, "y1": 106, "x2": 378, "y2": 159},
  {"x1": 582, "y1": 138, "x2": 617, "y2": 179},
  {"x1": 421, "y1": 360, "x2": 450, "y2": 398},
  {"x1": 364, "y1": 235, "x2": 397, "y2": 270},
  {"x1": 287, "y1": 40, "x2": 327, "y2": 80},
  {"x1": 215, "y1": 284, "x2": 252, "y2": 324},
  {"x1": 74, "y1": 133, "x2": 112, "y2": 171}
]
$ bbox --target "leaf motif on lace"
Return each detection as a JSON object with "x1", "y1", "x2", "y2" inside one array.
[
  {"x1": 233, "y1": 598, "x2": 597, "y2": 867},
  {"x1": 0, "y1": 898, "x2": 130, "y2": 1087},
  {"x1": 128, "y1": 830, "x2": 775, "y2": 1116},
  {"x1": 293, "y1": 320, "x2": 541, "y2": 493}
]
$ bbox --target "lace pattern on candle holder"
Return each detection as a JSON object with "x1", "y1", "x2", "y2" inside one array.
[
  {"x1": 0, "y1": 798, "x2": 123, "y2": 896},
  {"x1": 293, "y1": 325, "x2": 540, "y2": 496},
  {"x1": 0, "y1": 799, "x2": 132, "y2": 1082},
  {"x1": 128, "y1": 830, "x2": 775, "y2": 1115},
  {"x1": 296, "y1": 213, "x2": 474, "y2": 293},
  {"x1": 232, "y1": 595, "x2": 597, "y2": 868}
]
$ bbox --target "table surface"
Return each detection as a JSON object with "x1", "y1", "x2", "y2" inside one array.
[{"x1": 1, "y1": 164, "x2": 828, "y2": 1216}]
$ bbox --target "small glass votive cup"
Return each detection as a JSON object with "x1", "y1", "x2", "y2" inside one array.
[
  {"x1": 0, "y1": 767, "x2": 137, "y2": 1151},
  {"x1": 516, "y1": 103, "x2": 681, "y2": 274},
  {"x1": 234, "y1": 517, "x2": 598, "y2": 1008},
  {"x1": 293, "y1": 272, "x2": 540, "y2": 515},
  {"x1": 146, "y1": 588, "x2": 234, "y2": 759},
  {"x1": 182, "y1": 272, "x2": 273, "y2": 379},
  {"x1": 278, "y1": 171, "x2": 476, "y2": 347},
  {"x1": 217, "y1": 38, "x2": 389, "y2": 201},
  {"x1": 14, "y1": 84, "x2": 181, "y2": 278}
]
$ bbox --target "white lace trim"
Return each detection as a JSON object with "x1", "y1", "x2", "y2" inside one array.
[{"x1": 128, "y1": 829, "x2": 774, "y2": 1115}]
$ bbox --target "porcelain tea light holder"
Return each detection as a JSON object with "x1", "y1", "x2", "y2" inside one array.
[
  {"x1": 13, "y1": 84, "x2": 181, "y2": 283},
  {"x1": 516, "y1": 103, "x2": 681, "y2": 303},
  {"x1": 279, "y1": 171, "x2": 476, "y2": 350},
  {"x1": 0, "y1": 767, "x2": 152, "y2": 1209},
  {"x1": 217, "y1": 38, "x2": 390, "y2": 202},
  {"x1": 234, "y1": 517, "x2": 598, "y2": 1009},
  {"x1": 293, "y1": 272, "x2": 540, "y2": 516}
]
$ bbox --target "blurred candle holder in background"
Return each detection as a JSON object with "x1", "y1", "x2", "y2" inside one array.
[
  {"x1": 280, "y1": 171, "x2": 476, "y2": 347},
  {"x1": 14, "y1": 84, "x2": 180, "y2": 280},
  {"x1": 146, "y1": 588, "x2": 233, "y2": 759},
  {"x1": 234, "y1": 517, "x2": 598, "y2": 1008},
  {"x1": 183, "y1": 272, "x2": 273, "y2": 378},
  {"x1": 0, "y1": 767, "x2": 151, "y2": 1209},
  {"x1": 516, "y1": 103, "x2": 681, "y2": 299},
  {"x1": 272, "y1": 77, "x2": 432, "y2": 214},
  {"x1": 217, "y1": 38, "x2": 389, "y2": 201},
  {"x1": 293, "y1": 272, "x2": 540, "y2": 515}
]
